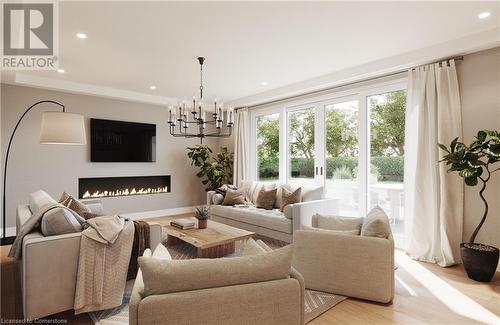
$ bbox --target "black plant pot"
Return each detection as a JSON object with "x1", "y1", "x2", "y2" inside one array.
[{"x1": 460, "y1": 243, "x2": 499, "y2": 282}]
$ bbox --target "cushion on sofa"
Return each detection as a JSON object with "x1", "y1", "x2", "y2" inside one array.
[
  {"x1": 312, "y1": 214, "x2": 363, "y2": 234},
  {"x1": 222, "y1": 189, "x2": 245, "y2": 206},
  {"x1": 301, "y1": 186, "x2": 324, "y2": 202},
  {"x1": 40, "y1": 207, "x2": 83, "y2": 236},
  {"x1": 255, "y1": 187, "x2": 277, "y2": 210},
  {"x1": 245, "y1": 181, "x2": 277, "y2": 204},
  {"x1": 210, "y1": 205, "x2": 292, "y2": 233},
  {"x1": 280, "y1": 187, "x2": 301, "y2": 211},
  {"x1": 361, "y1": 206, "x2": 391, "y2": 239},
  {"x1": 152, "y1": 243, "x2": 172, "y2": 260},
  {"x1": 29, "y1": 190, "x2": 56, "y2": 214},
  {"x1": 66, "y1": 196, "x2": 91, "y2": 217},
  {"x1": 301, "y1": 224, "x2": 359, "y2": 235},
  {"x1": 138, "y1": 245, "x2": 293, "y2": 297},
  {"x1": 212, "y1": 193, "x2": 224, "y2": 205}
]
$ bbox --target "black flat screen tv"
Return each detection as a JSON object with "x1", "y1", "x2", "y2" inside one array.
[{"x1": 90, "y1": 118, "x2": 156, "y2": 162}]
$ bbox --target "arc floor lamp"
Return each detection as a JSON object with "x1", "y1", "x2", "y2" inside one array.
[{"x1": 1, "y1": 100, "x2": 86, "y2": 245}]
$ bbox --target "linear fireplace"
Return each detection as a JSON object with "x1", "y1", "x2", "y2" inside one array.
[{"x1": 79, "y1": 175, "x2": 171, "y2": 199}]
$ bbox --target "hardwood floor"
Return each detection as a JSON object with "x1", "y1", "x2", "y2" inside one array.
[{"x1": 2, "y1": 233, "x2": 499, "y2": 324}]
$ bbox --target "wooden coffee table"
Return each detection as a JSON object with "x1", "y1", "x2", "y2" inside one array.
[{"x1": 162, "y1": 217, "x2": 255, "y2": 258}]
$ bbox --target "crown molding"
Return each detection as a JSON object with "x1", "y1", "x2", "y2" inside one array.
[
  {"x1": 229, "y1": 28, "x2": 500, "y2": 108},
  {"x1": 3, "y1": 73, "x2": 177, "y2": 106}
]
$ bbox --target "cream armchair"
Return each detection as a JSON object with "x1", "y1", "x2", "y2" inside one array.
[
  {"x1": 292, "y1": 224, "x2": 394, "y2": 303},
  {"x1": 130, "y1": 245, "x2": 305, "y2": 325}
]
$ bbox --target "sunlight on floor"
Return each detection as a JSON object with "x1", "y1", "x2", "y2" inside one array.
[
  {"x1": 395, "y1": 274, "x2": 418, "y2": 297},
  {"x1": 396, "y1": 251, "x2": 500, "y2": 324}
]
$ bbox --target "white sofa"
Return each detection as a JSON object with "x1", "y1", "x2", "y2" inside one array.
[
  {"x1": 16, "y1": 194, "x2": 162, "y2": 320},
  {"x1": 207, "y1": 181, "x2": 339, "y2": 242}
]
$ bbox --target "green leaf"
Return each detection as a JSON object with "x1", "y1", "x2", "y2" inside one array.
[
  {"x1": 450, "y1": 137, "x2": 459, "y2": 152},
  {"x1": 477, "y1": 130, "x2": 487, "y2": 142},
  {"x1": 464, "y1": 176, "x2": 478, "y2": 186},
  {"x1": 438, "y1": 143, "x2": 450, "y2": 153}
]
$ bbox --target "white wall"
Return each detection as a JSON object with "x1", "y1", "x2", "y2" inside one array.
[
  {"x1": 1, "y1": 84, "x2": 219, "y2": 229},
  {"x1": 458, "y1": 47, "x2": 500, "y2": 252}
]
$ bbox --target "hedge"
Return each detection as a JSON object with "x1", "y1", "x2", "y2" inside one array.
[{"x1": 258, "y1": 156, "x2": 404, "y2": 182}]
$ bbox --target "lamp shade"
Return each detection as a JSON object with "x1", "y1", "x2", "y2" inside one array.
[{"x1": 39, "y1": 111, "x2": 86, "y2": 145}]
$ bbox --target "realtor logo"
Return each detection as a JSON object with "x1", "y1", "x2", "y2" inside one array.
[{"x1": 2, "y1": 1, "x2": 58, "y2": 70}]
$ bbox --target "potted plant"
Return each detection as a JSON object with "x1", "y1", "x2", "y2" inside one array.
[
  {"x1": 439, "y1": 130, "x2": 500, "y2": 282},
  {"x1": 194, "y1": 206, "x2": 210, "y2": 229},
  {"x1": 187, "y1": 145, "x2": 234, "y2": 191}
]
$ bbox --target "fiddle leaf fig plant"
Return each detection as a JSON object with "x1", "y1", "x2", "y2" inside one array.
[
  {"x1": 187, "y1": 145, "x2": 234, "y2": 191},
  {"x1": 438, "y1": 130, "x2": 500, "y2": 245}
]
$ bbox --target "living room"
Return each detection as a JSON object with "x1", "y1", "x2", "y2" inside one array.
[{"x1": 1, "y1": 1, "x2": 499, "y2": 324}]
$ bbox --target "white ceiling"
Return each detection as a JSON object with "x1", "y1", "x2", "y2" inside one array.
[{"x1": 3, "y1": 1, "x2": 500, "y2": 104}]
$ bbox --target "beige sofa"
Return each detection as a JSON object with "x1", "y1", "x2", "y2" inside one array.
[
  {"x1": 208, "y1": 181, "x2": 339, "y2": 242},
  {"x1": 292, "y1": 219, "x2": 395, "y2": 303},
  {"x1": 130, "y1": 242, "x2": 305, "y2": 325},
  {"x1": 16, "y1": 198, "x2": 162, "y2": 320}
]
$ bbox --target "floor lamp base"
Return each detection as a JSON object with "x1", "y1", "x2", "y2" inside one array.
[{"x1": 0, "y1": 236, "x2": 15, "y2": 246}]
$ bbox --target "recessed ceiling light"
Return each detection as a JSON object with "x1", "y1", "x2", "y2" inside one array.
[
  {"x1": 57, "y1": 68, "x2": 65, "y2": 73},
  {"x1": 478, "y1": 12, "x2": 491, "y2": 19},
  {"x1": 76, "y1": 32, "x2": 87, "y2": 39},
  {"x1": 261, "y1": 81, "x2": 268, "y2": 86},
  {"x1": 149, "y1": 85, "x2": 157, "y2": 90}
]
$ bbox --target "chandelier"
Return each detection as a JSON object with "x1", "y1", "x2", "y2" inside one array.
[{"x1": 168, "y1": 57, "x2": 234, "y2": 143}]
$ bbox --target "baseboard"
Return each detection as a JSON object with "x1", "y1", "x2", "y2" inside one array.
[{"x1": 120, "y1": 206, "x2": 196, "y2": 220}]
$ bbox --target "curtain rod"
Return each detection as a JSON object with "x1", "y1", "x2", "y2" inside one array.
[{"x1": 235, "y1": 55, "x2": 464, "y2": 111}]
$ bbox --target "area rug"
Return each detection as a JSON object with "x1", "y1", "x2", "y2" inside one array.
[{"x1": 90, "y1": 237, "x2": 347, "y2": 324}]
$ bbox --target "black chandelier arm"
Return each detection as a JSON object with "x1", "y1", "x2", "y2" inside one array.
[{"x1": 2, "y1": 100, "x2": 65, "y2": 243}]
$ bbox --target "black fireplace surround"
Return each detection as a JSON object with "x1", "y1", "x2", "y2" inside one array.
[{"x1": 79, "y1": 175, "x2": 170, "y2": 199}]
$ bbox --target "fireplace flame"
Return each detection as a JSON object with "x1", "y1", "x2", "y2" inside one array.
[{"x1": 82, "y1": 186, "x2": 169, "y2": 198}]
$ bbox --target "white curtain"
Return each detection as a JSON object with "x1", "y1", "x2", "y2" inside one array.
[
  {"x1": 405, "y1": 59, "x2": 463, "y2": 267},
  {"x1": 233, "y1": 108, "x2": 249, "y2": 186}
]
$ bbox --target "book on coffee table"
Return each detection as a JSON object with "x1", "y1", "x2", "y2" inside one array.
[{"x1": 170, "y1": 218, "x2": 196, "y2": 230}]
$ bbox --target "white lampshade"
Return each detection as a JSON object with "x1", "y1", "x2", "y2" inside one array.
[{"x1": 39, "y1": 111, "x2": 86, "y2": 145}]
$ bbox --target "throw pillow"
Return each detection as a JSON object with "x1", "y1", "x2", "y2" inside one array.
[
  {"x1": 301, "y1": 186, "x2": 324, "y2": 202},
  {"x1": 301, "y1": 224, "x2": 359, "y2": 235},
  {"x1": 212, "y1": 193, "x2": 224, "y2": 205},
  {"x1": 255, "y1": 187, "x2": 278, "y2": 210},
  {"x1": 67, "y1": 197, "x2": 91, "y2": 218},
  {"x1": 280, "y1": 187, "x2": 301, "y2": 211},
  {"x1": 82, "y1": 212, "x2": 103, "y2": 220},
  {"x1": 361, "y1": 206, "x2": 391, "y2": 239},
  {"x1": 312, "y1": 214, "x2": 363, "y2": 234},
  {"x1": 58, "y1": 191, "x2": 71, "y2": 204},
  {"x1": 151, "y1": 243, "x2": 172, "y2": 260},
  {"x1": 138, "y1": 245, "x2": 293, "y2": 297},
  {"x1": 40, "y1": 208, "x2": 83, "y2": 236},
  {"x1": 222, "y1": 189, "x2": 245, "y2": 206}
]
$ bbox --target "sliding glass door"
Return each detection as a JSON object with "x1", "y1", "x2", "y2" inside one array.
[
  {"x1": 251, "y1": 80, "x2": 407, "y2": 246},
  {"x1": 324, "y1": 100, "x2": 360, "y2": 217},
  {"x1": 368, "y1": 90, "x2": 406, "y2": 239},
  {"x1": 288, "y1": 107, "x2": 316, "y2": 188}
]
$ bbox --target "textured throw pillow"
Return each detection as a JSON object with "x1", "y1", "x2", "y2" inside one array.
[
  {"x1": 138, "y1": 245, "x2": 293, "y2": 297},
  {"x1": 212, "y1": 193, "x2": 224, "y2": 205},
  {"x1": 301, "y1": 225, "x2": 359, "y2": 235},
  {"x1": 312, "y1": 214, "x2": 363, "y2": 234},
  {"x1": 151, "y1": 243, "x2": 172, "y2": 260},
  {"x1": 67, "y1": 197, "x2": 91, "y2": 217},
  {"x1": 361, "y1": 206, "x2": 391, "y2": 239},
  {"x1": 280, "y1": 187, "x2": 301, "y2": 211},
  {"x1": 222, "y1": 189, "x2": 245, "y2": 206},
  {"x1": 58, "y1": 191, "x2": 71, "y2": 204},
  {"x1": 40, "y1": 208, "x2": 83, "y2": 236},
  {"x1": 255, "y1": 187, "x2": 278, "y2": 210},
  {"x1": 82, "y1": 211, "x2": 103, "y2": 220}
]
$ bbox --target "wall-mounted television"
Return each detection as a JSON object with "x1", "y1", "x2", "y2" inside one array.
[{"x1": 90, "y1": 118, "x2": 156, "y2": 162}]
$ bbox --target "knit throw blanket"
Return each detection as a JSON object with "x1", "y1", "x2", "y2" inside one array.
[
  {"x1": 74, "y1": 216, "x2": 134, "y2": 314},
  {"x1": 127, "y1": 221, "x2": 150, "y2": 280}
]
